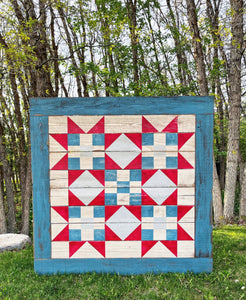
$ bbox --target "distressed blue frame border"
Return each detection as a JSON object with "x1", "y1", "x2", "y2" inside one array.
[{"x1": 30, "y1": 96, "x2": 213, "y2": 274}]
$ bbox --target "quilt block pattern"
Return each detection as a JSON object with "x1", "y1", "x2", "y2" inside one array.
[{"x1": 49, "y1": 115, "x2": 195, "y2": 259}]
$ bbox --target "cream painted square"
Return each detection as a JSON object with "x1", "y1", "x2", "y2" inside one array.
[
  {"x1": 117, "y1": 170, "x2": 130, "y2": 181},
  {"x1": 178, "y1": 169, "x2": 195, "y2": 186},
  {"x1": 81, "y1": 206, "x2": 94, "y2": 218},
  {"x1": 50, "y1": 170, "x2": 68, "y2": 188},
  {"x1": 177, "y1": 241, "x2": 195, "y2": 257},
  {"x1": 153, "y1": 229, "x2": 166, "y2": 240},
  {"x1": 51, "y1": 242, "x2": 69, "y2": 258},
  {"x1": 50, "y1": 189, "x2": 68, "y2": 206},
  {"x1": 49, "y1": 116, "x2": 68, "y2": 134},
  {"x1": 80, "y1": 134, "x2": 92, "y2": 146},
  {"x1": 154, "y1": 206, "x2": 166, "y2": 217},
  {"x1": 178, "y1": 115, "x2": 196, "y2": 132},
  {"x1": 117, "y1": 193, "x2": 130, "y2": 205}
]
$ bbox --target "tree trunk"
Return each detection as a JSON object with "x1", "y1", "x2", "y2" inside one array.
[
  {"x1": 239, "y1": 159, "x2": 246, "y2": 220},
  {"x1": 223, "y1": 0, "x2": 243, "y2": 221},
  {"x1": 213, "y1": 156, "x2": 223, "y2": 224},
  {"x1": 0, "y1": 170, "x2": 7, "y2": 234}
]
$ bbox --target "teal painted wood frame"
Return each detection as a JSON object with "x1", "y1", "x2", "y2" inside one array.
[{"x1": 30, "y1": 96, "x2": 213, "y2": 274}]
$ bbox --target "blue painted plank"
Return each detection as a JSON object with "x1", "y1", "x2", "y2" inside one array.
[
  {"x1": 30, "y1": 116, "x2": 50, "y2": 259},
  {"x1": 30, "y1": 96, "x2": 214, "y2": 116},
  {"x1": 34, "y1": 258, "x2": 212, "y2": 274},
  {"x1": 195, "y1": 114, "x2": 213, "y2": 258}
]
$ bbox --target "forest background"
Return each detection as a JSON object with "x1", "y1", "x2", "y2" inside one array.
[{"x1": 0, "y1": 0, "x2": 245, "y2": 236}]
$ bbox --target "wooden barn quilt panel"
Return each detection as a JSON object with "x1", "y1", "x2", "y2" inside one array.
[{"x1": 30, "y1": 97, "x2": 213, "y2": 274}]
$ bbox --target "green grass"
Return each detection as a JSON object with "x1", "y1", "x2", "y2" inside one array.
[{"x1": 0, "y1": 225, "x2": 245, "y2": 300}]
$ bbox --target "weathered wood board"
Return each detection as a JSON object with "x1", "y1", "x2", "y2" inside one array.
[{"x1": 30, "y1": 96, "x2": 213, "y2": 274}]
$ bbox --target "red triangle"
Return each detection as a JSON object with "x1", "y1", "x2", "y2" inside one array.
[
  {"x1": 105, "y1": 154, "x2": 121, "y2": 169},
  {"x1": 88, "y1": 117, "x2": 104, "y2": 133},
  {"x1": 51, "y1": 153, "x2": 68, "y2": 170},
  {"x1": 68, "y1": 170, "x2": 84, "y2": 186},
  {"x1": 142, "y1": 170, "x2": 157, "y2": 185},
  {"x1": 162, "y1": 189, "x2": 177, "y2": 205},
  {"x1": 178, "y1": 205, "x2": 193, "y2": 221},
  {"x1": 67, "y1": 117, "x2": 85, "y2": 133},
  {"x1": 161, "y1": 169, "x2": 177, "y2": 185},
  {"x1": 105, "y1": 133, "x2": 121, "y2": 149},
  {"x1": 125, "y1": 206, "x2": 141, "y2": 220},
  {"x1": 105, "y1": 206, "x2": 120, "y2": 221},
  {"x1": 125, "y1": 133, "x2": 142, "y2": 150},
  {"x1": 178, "y1": 132, "x2": 194, "y2": 150},
  {"x1": 160, "y1": 240, "x2": 177, "y2": 256},
  {"x1": 52, "y1": 206, "x2": 68, "y2": 222},
  {"x1": 69, "y1": 190, "x2": 85, "y2": 206},
  {"x1": 125, "y1": 154, "x2": 142, "y2": 169},
  {"x1": 177, "y1": 224, "x2": 193, "y2": 240},
  {"x1": 89, "y1": 241, "x2": 105, "y2": 257},
  {"x1": 142, "y1": 241, "x2": 158, "y2": 257},
  {"x1": 53, "y1": 225, "x2": 69, "y2": 241},
  {"x1": 142, "y1": 116, "x2": 158, "y2": 133},
  {"x1": 89, "y1": 190, "x2": 105, "y2": 206},
  {"x1": 69, "y1": 241, "x2": 86, "y2": 257},
  {"x1": 50, "y1": 134, "x2": 68, "y2": 150},
  {"x1": 178, "y1": 153, "x2": 194, "y2": 169},
  {"x1": 125, "y1": 225, "x2": 141, "y2": 240},
  {"x1": 162, "y1": 116, "x2": 178, "y2": 133},
  {"x1": 142, "y1": 190, "x2": 157, "y2": 205},
  {"x1": 105, "y1": 225, "x2": 121, "y2": 240},
  {"x1": 89, "y1": 170, "x2": 105, "y2": 186}
]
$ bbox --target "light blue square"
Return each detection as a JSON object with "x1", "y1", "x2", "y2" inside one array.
[
  {"x1": 105, "y1": 170, "x2": 117, "y2": 181},
  {"x1": 130, "y1": 194, "x2": 141, "y2": 205},
  {"x1": 94, "y1": 229, "x2": 105, "y2": 241},
  {"x1": 105, "y1": 193, "x2": 117, "y2": 205},
  {"x1": 166, "y1": 229, "x2": 177, "y2": 240},
  {"x1": 94, "y1": 206, "x2": 105, "y2": 218},
  {"x1": 166, "y1": 133, "x2": 178, "y2": 146},
  {"x1": 117, "y1": 187, "x2": 130, "y2": 193},
  {"x1": 93, "y1": 134, "x2": 105, "y2": 146},
  {"x1": 68, "y1": 134, "x2": 80, "y2": 146},
  {"x1": 142, "y1": 157, "x2": 154, "y2": 169},
  {"x1": 142, "y1": 229, "x2": 153, "y2": 240},
  {"x1": 142, "y1": 133, "x2": 154, "y2": 146},
  {"x1": 166, "y1": 157, "x2": 178, "y2": 169},
  {"x1": 69, "y1": 229, "x2": 81, "y2": 241},
  {"x1": 69, "y1": 206, "x2": 81, "y2": 218},
  {"x1": 142, "y1": 206, "x2": 153, "y2": 217},
  {"x1": 68, "y1": 157, "x2": 80, "y2": 170},
  {"x1": 130, "y1": 170, "x2": 141, "y2": 181},
  {"x1": 93, "y1": 157, "x2": 105, "y2": 169},
  {"x1": 117, "y1": 181, "x2": 130, "y2": 188},
  {"x1": 166, "y1": 206, "x2": 177, "y2": 217}
]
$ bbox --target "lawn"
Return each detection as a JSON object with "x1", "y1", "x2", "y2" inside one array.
[{"x1": 0, "y1": 225, "x2": 245, "y2": 300}]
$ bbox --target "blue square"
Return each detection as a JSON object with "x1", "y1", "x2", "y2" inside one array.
[
  {"x1": 105, "y1": 170, "x2": 117, "y2": 181},
  {"x1": 142, "y1": 133, "x2": 154, "y2": 146},
  {"x1": 130, "y1": 194, "x2": 141, "y2": 205},
  {"x1": 93, "y1": 157, "x2": 105, "y2": 169},
  {"x1": 117, "y1": 187, "x2": 130, "y2": 193},
  {"x1": 130, "y1": 170, "x2": 141, "y2": 181},
  {"x1": 94, "y1": 229, "x2": 105, "y2": 241},
  {"x1": 166, "y1": 229, "x2": 177, "y2": 240},
  {"x1": 68, "y1": 157, "x2": 80, "y2": 170},
  {"x1": 68, "y1": 134, "x2": 80, "y2": 146},
  {"x1": 142, "y1": 157, "x2": 154, "y2": 169},
  {"x1": 166, "y1": 206, "x2": 177, "y2": 217},
  {"x1": 166, "y1": 157, "x2": 178, "y2": 169},
  {"x1": 142, "y1": 206, "x2": 153, "y2": 217},
  {"x1": 93, "y1": 134, "x2": 105, "y2": 146},
  {"x1": 105, "y1": 193, "x2": 117, "y2": 205},
  {"x1": 166, "y1": 133, "x2": 178, "y2": 146},
  {"x1": 69, "y1": 206, "x2": 81, "y2": 218},
  {"x1": 69, "y1": 229, "x2": 81, "y2": 241},
  {"x1": 94, "y1": 206, "x2": 105, "y2": 218},
  {"x1": 117, "y1": 181, "x2": 130, "y2": 188},
  {"x1": 142, "y1": 229, "x2": 153, "y2": 240}
]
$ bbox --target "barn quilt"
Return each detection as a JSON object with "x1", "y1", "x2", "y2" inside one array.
[
  {"x1": 49, "y1": 115, "x2": 195, "y2": 259},
  {"x1": 30, "y1": 96, "x2": 213, "y2": 274}
]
